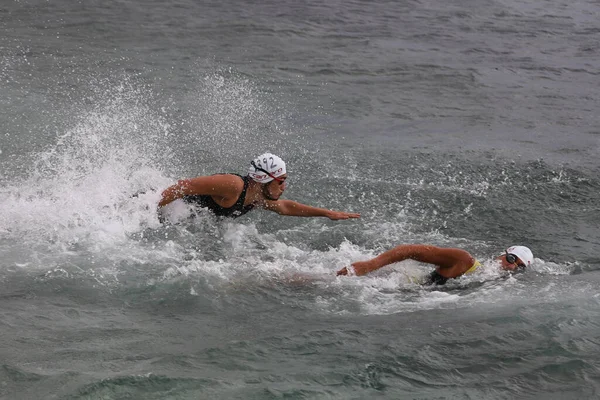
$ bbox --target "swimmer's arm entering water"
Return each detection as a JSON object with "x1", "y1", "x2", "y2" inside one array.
[{"x1": 336, "y1": 244, "x2": 473, "y2": 276}]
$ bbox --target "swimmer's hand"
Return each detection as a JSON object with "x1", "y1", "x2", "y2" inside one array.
[
  {"x1": 336, "y1": 266, "x2": 351, "y2": 276},
  {"x1": 336, "y1": 260, "x2": 373, "y2": 276}
]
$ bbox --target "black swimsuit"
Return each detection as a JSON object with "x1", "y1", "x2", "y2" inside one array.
[
  {"x1": 182, "y1": 174, "x2": 255, "y2": 218},
  {"x1": 425, "y1": 270, "x2": 449, "y2": 285}
]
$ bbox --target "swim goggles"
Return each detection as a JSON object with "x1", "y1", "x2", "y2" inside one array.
[{"x1": 505, "y1": 251, "x2": 526, "y2": 270}]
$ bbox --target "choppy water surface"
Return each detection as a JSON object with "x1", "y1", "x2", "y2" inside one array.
[{"x1": 1, "y1": 0, "x2": 600, "y2": 398}]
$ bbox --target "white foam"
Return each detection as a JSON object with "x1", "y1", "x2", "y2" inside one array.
[{"x1": 0, "y1": 81, "x2": 174, "y2": 268}]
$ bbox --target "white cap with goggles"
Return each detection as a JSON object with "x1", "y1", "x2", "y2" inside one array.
[
  {"x1": 505, "y1": 245, "x2": 534, "y2": 267},
  {"x1": 248, "y1": 153, "x2": 286, "y2": 183}
]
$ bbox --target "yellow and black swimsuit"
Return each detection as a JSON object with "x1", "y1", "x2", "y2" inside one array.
[{"x1": 426, "y1": 260, "x2": 481, "y2": 285}]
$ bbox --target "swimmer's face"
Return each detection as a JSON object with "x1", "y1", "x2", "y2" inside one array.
[
  {"x1": 262, "y1": 174, "x2": 287, "y2": 200},
  {"x1": 498, "y1": 252, "x2": 526, "y2": 272}
]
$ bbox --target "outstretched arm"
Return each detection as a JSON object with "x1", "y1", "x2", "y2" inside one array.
[
  {"x1": 158, "y1": 174, "x2": 242, "y2": 208},
  {"x1": 337, "y1": 244, "x2": 473, "y2": 276},
  {"x1": 262, "y1": 199, "x2": 360, "y2": 220}
]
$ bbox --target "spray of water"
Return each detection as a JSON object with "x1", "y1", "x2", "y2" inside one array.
[
  {"x1": 0, "y1": 79, "x2": 173, "y2": 257},
  {"x1": 0, "y1": 66, "x2": 577, "y2": 316}
]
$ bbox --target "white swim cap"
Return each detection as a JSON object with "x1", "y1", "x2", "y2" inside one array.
[
  {"x1": 247, "y1": 153, "x2": 287, "y2": 183},
  {"x1": 506, "y1": 245, "x2": 534, "y2": 267}
]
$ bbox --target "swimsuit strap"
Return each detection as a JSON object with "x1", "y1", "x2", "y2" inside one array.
[{"x1": 464, "y1": 260, "x2": 482, "y2": 275}]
